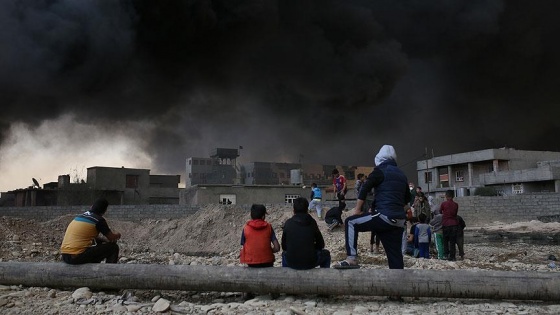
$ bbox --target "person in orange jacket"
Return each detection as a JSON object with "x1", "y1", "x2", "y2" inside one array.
[{"x1": 240, "y1": 204, "x2": 280, "y2": 267}]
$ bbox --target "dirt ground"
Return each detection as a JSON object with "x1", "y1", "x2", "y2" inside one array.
[{"x1": 2, "y1": 204, "x2": 560, "y2": 270}]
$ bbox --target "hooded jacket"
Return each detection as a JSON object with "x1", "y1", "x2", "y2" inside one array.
[
  {"x1": 240, "y1": 219, "x2": 275, "y2": 264},
  {"x1": 281, "y1": 213, "x2": 325, "y2": 269},
  {"x1": 358, "y1": 145, "x2": 410, "y2": 219}
]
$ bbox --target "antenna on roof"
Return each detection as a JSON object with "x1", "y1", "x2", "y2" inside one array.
[{"x1": 32, "y1": 178, "x2": 40, "y2": 189}]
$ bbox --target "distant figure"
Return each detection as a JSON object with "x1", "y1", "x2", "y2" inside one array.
[
  {"x1": 282, "y1": 197, "x2": 331, "y2": 269},
  {"x1": 408, "y1": 182, "x2": 416, "y2": 206},
  {"x1": 308, "y1": 183, "x2": 323, "y2": 220},
  {"x1": 240, "y1": 204, "x2": 280, "y2": 267},
  {"x1": 456, "y1": 215, "x2": 467, "y2": 260},
  {"x1": 60, "y1": 198, "x2": 121, "y2": 264},
  {"x1": 413, "y1": 193, "x2": 431, "y2": 223},
  {"x1": 332, "y1": 168, "x2": 348, "y2": 208},
  {"x1": 405, "y1": 216, "x2": 419, "y2": 257},
  {"x1": 334, "y1": 144, "x2": 410, "y2": 270},
  {"x1": 414, "y1": 213, "x2": 432, "y2": 259},
  {"x1": 325, "y1": 201, "x2": 346, "y2": 231},
  {"x1": 355, "y1": 173, "x2": 365, "y2": 197},
  {"x1": 429, "y1": 209, "x2": 445, "y2": 259},
  {"x1": 441, "y1": 190, "x2": 459, "y2": 261}
]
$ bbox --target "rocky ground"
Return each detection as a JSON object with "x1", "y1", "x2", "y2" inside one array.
[{"x1": 1, "y1": 204, "x2": 560, "y2": 314}]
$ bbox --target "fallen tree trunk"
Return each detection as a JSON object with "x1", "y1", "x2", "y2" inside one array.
[{"x1": 0, "y1": 262, "x2": 558, "y2": 301}]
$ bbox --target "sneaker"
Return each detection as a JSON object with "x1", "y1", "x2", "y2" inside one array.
[{"x1": 327, "y1": 222, "x2": 338, "y2": 231}]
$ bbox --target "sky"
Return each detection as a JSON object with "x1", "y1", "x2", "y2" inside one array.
[{"x1": 1, "y1": 0, "x2": 560, "y2": 192}]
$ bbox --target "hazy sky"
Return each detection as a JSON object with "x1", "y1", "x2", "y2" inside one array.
[{"x1": 2, "y1": 0, "x2": 560, "y2": 192}]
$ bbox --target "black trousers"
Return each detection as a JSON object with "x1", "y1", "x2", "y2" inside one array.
[
  {"x1": 62, "y1": 242, "x2": 119, "y2": 264},
  {"x1": 442, "y1": 225, "x2": 459, "y2": 260}
]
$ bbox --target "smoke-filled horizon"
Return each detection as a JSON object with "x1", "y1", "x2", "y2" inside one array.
[{"x1": 1, "y1": 0, "x2": 560, "y2": 191}]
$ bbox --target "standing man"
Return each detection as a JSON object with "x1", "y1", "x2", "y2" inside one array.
[
  {"x1": 334, "y1": 144, "x2": 410, "y2": 269},
  {"x1": 408, "y1": 182, "x2": 416, "y2": 206},
  {"x1": 60, "y1": 198, "x2": 121, "y2": 264},
  {"x1": 332, "y1": 168, "x2": 347, "y2": 208},
  {"x1": 441, "y1": 190, "x2": 459, "y2": 261}
]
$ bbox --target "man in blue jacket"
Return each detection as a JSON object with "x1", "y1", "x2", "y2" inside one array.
[{"x1": 334, "y1": 144, "x2": 410, "y2": 270}]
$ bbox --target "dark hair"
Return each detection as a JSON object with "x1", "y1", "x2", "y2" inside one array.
[
  {"x1": 418, "y1": 213, "x2": 427, "y2": 223},
  {"x1": 311, "y1": 183, "x2": 317, "y2": 188},
  {"x1": 250, "y1": 204, "x2": 267, "y2": 219},
  {"x1": 357, "y1": 173, "x2": 364, "y2": 180},
  {"x1": 293, "y1": 197, "x2": 309, "y2": 213},
  {"x1": 91, "y1": 198, "x2": 109, "y2": 215},
  {"x1": 445, "y1": 190, "x2": 454, "y2": 198},
  {"x1": 331, "y1": 169, "x2": 339, "y2": 175}
]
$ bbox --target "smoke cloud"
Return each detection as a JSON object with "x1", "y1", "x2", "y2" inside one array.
[{"x1": 1, "y1": 0, "x2": 560, "y2": 191}]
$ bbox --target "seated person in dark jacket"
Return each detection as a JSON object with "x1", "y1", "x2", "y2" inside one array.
[
  {"x1": 325, "y1": 201, "x2": 346, "y2": 231},
  {"x1": 281, "y1": 197, "x2": 331, "y2": 269}
]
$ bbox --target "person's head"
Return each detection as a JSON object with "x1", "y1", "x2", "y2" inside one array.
[
  {"x1": 416, "y1": 186, "x2": 422, "y2": 193},
  {"x1": 445, "y1": 189, "x2": 454, "y2": 199},
  {"x1": 311, "y1": 183, "x2": 317, "y2": 188},
  {"x1": 375, "y1": 145, "x2": 397, "y2": 166},
  {"x1": 90, "y1": 198, "x2": 109, "y2": 215},
  {"x1": 331, "y1": 169, "x2": 340, "y2": 178},
  {"x1": 250, "y1": 204, "x2": 267, "y2": 220},
  {"x1": 418, "y1": 213, "x2": 427, "y2": 223},
  {"x1": 293, "y1": 197, "x2": 309, "y2": 214},
  {"x1": 409, "y1": 182, "x2": 415, "y2": 190},
  {"x1": 357, "y1": 173, "x2": 364, "y2": 181}
]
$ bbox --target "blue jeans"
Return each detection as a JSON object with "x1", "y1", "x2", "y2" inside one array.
[{"x1": 282, "y1": 249, "x2": 331, "y2": 269}]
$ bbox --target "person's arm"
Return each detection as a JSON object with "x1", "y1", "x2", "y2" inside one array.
[
  {"x1": 354, "y1": 169, "x2": 383, "y2": 215},
  {"x1": 314, "y1": 223, "x2": 325, "y2": 249},
  {"x1": 281, "y1": 223, "x2": 287, "y2": 251},
  {"x1": 240, "y1": 229, "x2": 246, "y2": 246},
  {"x1": 270, "y1": 228, "x2": 280, "y2": 253},
  {"x1": 341, "y1": 177, "x2": 347, "y2": 195},
  {"x1": 105, "y1": 231, "x2": 121, "y2": 242},
  {"x1": 98, "y1": 218, "x2": 120, "y2": 242},
  {"x1": 272, "y1": 239, "x2": 280, "y2": 253}
]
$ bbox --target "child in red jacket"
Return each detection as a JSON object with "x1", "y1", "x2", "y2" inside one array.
[{"x1": 240, "y1": 204, "x2": 280, "y2": 267}]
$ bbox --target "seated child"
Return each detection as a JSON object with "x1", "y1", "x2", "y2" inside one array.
[{"x1": 240, "y1": 204, "x2": 280, "y2": 267}]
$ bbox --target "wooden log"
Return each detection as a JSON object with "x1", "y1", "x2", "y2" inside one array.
[{"x1": 0, "y1": 262, "x2": 559, "y2": 301}]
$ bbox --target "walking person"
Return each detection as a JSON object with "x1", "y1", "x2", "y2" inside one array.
[
  {"x1": 332, "y1": 168, "x2": 348, "y2": 208},
  {"x1": 308, "y1": 183, "x2": 323, "y2": 220}
]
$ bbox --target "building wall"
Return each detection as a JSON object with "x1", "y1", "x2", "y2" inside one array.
[
  {"x1": 180, "y1": 185, "x2": 326, "y2": 206},
  {"x1": 1, "y1": 193, "x2": 559, "y2": 227},
  {"x1": 87, "y1": 167, "x2": 151, "y2": 204},
  {"x1": 454, "y1": 193, "x2": 560, "y2": 226},
  {"x1": 0, "y1": 204, "x2": 199, "y2": 222}
]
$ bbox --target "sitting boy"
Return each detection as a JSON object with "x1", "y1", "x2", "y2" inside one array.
[
  {"x1": 281, "y1": 197, "x2": 331, "y2": 269},
  {"x1": 240, "y1": 204, "x2": 280, "y2": 267}
]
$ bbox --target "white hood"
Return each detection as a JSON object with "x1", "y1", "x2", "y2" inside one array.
[{"x1": 375, "y1": 145, "x2": 397, "y2": 166}]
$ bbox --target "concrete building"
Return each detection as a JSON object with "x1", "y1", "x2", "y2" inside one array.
[
  {"x1": 187, "y1": 148, "x2": 372, "y2": 189},
  {"x1": 2, "y1": 167, "x2": 181, "y2": 207},
  {"x1": 87, "y1": 166, "x2": 180, "y2": 205},
  {"x1": 416, "y1": 148, "x2": 560, "y2": 197},
  {"x1": 183, "y1": 148, "x2": 373, "y2": 206}
]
